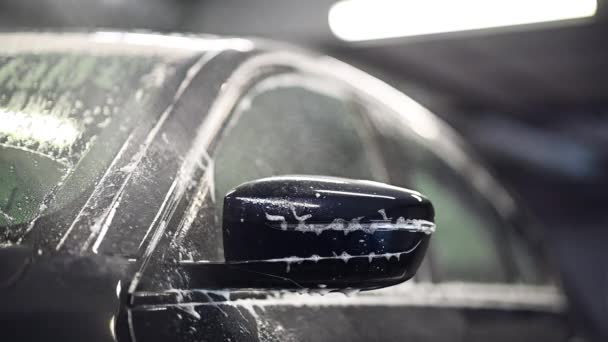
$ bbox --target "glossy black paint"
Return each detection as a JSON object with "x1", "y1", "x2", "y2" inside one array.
[
  {"x1": 218, "y1": 175, "x2": 433, "y2": 289},
  {"x1": 0, "y1": 246, "x2": 131, "y2": 342}
]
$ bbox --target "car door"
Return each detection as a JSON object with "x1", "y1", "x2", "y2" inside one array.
[
  {"x1": 127, "y1": 63, "x2": 466, "y2": 341},
  {"x1": 127, "y1": 52, "x2": 571, "y2": 342},
  {"x1": 205, "y1": 70, "x2": 468, "y2": 341},
  {"x1": 203, "y1": 59, "x2": 571, "y2": 341}
]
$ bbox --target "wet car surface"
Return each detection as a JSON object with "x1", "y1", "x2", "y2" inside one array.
[{"x1": 0, "y1": 32, "x2": 573, "y2": 341}]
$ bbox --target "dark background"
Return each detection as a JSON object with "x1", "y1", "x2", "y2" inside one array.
[{"x1": 1, "y1": 0, "x2": 606, "y2": 339}]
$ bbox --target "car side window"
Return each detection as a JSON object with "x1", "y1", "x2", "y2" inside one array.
[
  {"x1": 214, "y1": 73, "x2": 388, "y2": 200},
  {"x1": 411, "y1": 169, "x2": 509, "y2": 283},
  {"x1": 179, "y1": 73, "x2": 389, "y2": 262},
  {"x1": 363, "y1": 103, "x2": 545, "y2": 284}
]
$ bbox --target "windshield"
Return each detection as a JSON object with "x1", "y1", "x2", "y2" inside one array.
[{"x1": 0, "y1": 51, "x2": 170, "y2": 246}]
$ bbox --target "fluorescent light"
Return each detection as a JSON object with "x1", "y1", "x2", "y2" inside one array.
[{"x1": 329, "y1": 0, "x2": 597, "y2": 42}]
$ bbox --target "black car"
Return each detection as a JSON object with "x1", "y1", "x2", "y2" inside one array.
[{"x1": 0, "y1": 32, "x2": 574, "y2": 341}]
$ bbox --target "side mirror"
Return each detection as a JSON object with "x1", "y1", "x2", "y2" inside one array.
[
  {"x1": 181, "y1": 175, "x2": 434, "y2": 292},
  {"x1": 226, "y1": 175, "x2": 435, "y2": 290}
]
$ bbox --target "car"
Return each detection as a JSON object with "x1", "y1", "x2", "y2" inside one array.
[{"x1": 0, "y1": 32, "x2": 575, "y2": 341}]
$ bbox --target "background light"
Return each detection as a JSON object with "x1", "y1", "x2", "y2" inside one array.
[{"x1": 329, "y1": 0, "x2": 597, "y2": 42}]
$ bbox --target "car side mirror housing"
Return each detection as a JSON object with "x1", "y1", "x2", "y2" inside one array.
[{"x1": 217, "y1": 175, "x2": 435, "y2": 291}]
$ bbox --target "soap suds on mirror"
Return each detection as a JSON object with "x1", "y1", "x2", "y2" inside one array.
[{"x1": 262, "y1": 207, "x2": 435, "y2": 235}]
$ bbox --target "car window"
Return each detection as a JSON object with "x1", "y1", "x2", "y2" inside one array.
[
  {"x1": 365, "y1": 103, "x2": 546, "y2": 284},
  {"x1": 411, "y1": 150, "x2": 547, "y2": 284},
  {"x1": 176, "y1": 73, "x2": 389, "y2": 262},
  {"x1": 213, "y1": 73, "x2": 388, "y2": 200},
  {"x1": 412, "y1": 169, "x2": 509, "y2": 283}
]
